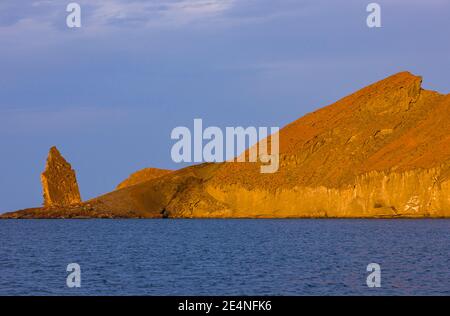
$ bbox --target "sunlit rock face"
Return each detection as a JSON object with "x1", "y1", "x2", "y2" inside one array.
[
  {"x1": 116, "y1": 168, "x2": 172, "y2": 190},
  {"x1": 41, "y1": 147, "x2": 81, "y2": 207}
]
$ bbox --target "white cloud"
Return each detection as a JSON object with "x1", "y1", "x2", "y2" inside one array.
[
  {"x1": 0, "y1": 0, "x2": 237, "y2": 31},
  {"x1": 68, "y1": 0, "x2": 236, "y2": 28}
]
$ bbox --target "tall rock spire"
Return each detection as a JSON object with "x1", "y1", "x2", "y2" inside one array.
[{"x1": 41, "y1": 146, "x2": 81, "y2": 207}]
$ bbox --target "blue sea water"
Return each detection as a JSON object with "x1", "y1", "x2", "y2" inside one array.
[{"x1": 0, "y1": 219, "x2": 449, "y2": 296}]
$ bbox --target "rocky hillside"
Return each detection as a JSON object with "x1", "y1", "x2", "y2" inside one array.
[
  {"x1": 2, "y1": 72, "x2": 449, "y2": 218},
  {"x1": 116, "y1": 168, "x2": 172, "y2": 190}
]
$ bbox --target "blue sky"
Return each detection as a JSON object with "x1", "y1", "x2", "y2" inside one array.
[{"x1": 0, "y1": 0, "x2": 449, "y2": 212}]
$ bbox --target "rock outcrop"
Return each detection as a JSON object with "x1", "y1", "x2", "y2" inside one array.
[
  {"x1": 41, "y1": 147, "x2": 81, "y2": 207},
  {"x1": 2, "y1": 71, "x2": 450, "y2": 218}
]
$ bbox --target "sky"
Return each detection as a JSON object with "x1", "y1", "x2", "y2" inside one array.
[{"x1": 0, "y1": 0, "x2": 449, "y2": 212}]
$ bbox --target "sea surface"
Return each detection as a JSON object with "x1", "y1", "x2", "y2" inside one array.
[{"x1": 0, "y1": 219, "x2": 449, "y2": 295}]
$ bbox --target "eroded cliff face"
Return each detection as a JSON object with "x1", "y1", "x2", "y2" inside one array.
[
  {"x1": 41, "y1": 147, "x2": 81, "y2": 207},
  {"x1": 197, "y1": 164, "x2": 450, "y2": 218}
]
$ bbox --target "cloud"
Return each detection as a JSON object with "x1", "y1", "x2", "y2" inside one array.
[
  {"x1": 0, "y1": 0, "x2": 318, "y2": 32},
  {"x1": 0, "y1": 0, "x2": 237, "y2": 30},
  {"x1": 89, "y1": 0, "x2": 237, "y2": 28},
  {"x1": 1, "y1": 0, "x2": 449, "y2": 33}
]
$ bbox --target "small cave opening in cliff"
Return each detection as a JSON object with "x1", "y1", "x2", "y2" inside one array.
[{"x1": 160, "y1": 208, "x2": 169, "y2": 219}]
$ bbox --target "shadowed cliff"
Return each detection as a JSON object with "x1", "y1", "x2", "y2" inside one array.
[{"x1": 2, "y1": 72, "x2": 450, "y2": 218}]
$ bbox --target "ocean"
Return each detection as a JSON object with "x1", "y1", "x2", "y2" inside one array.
[{"x1": 0, "y1": 219, "x2": 449, "y2": 295}]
